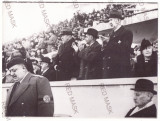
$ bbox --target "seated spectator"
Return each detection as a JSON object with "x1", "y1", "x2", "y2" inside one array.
[
  {"x1": 125, "y1": 79, "x2": 157, "y2": 117},
  {"x1": 31, "y1": 59, "x2": 41, "y2": 74},
  {"x1": 40, "y1": 57, "x2": 56, "y2": 81},
  {"x1": 18, "y1": 48, "x2": 34, "y2": 73},
  {"x1": 135, "y1": 39, "x2": 157, "y2": 77}
]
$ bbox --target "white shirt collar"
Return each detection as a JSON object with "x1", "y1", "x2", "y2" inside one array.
[{"x1": 42, "y1": 68, "x2": 49, "y2": 75}]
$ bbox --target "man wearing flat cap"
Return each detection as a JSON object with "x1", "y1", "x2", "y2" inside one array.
[
  {"x1": 72, "y1": 28, "x2": 101, "y2": 79},
  {"x1": 54, "y1": 27, "x2": 79, "y2": 81},
  {"x1": 40, "y1": 57, "x2": 56, "y2": 81},
  {"x1": 135, "y1": 39, "x2": 157, "y2": 77},
  {"x1": 125, "y1": 79, "x2": 157, "y2": 117},
  {"x1": 101, "y1": 9, "x2": 133, "y2": 78},
  {"x1": 5, "y1": 57, "x2": 54, "y2": 116}
]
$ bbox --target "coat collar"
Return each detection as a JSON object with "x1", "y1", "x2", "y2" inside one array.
[
  {"x1": 130, "y1": 101, "x2": 154, "y2": 116},
  {"x1": 7, "y1": 72, "x2": 33, "y2": 107},
  {"x1": 110, "y1": 26, "x2": 125, "y2": 38}
]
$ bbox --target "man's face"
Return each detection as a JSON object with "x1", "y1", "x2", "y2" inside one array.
[
  {"x1": 134, "y1": 91, "x2": 151, "y2": 108},
  {"x1": 85, "y1": 34, "x2": 92, "y2": 44},
  {"x1": 109, "y1": 18, "x2": 119, "y2": 29},
  {"x1": 61, "y1": 35, "x2": 69, "y2": 43},
  {"x1": 9, "y1": 64, "x2": 25, "y2": 81},
  {"x1": 142, "y1": 46, "x2": 153, "y2": 57},
  {"x1": 40, "y1": 62, "x2": 48, "y2": 71}
]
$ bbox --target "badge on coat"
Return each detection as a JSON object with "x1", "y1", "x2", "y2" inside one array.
[
  {"x1": 43, "y1": 95, "x2": 50, "y2": 103},
  {"x1": 118, "y1": 40, "x2": 122, "y2": 44}
]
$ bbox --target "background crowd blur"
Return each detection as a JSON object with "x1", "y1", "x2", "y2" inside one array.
[{"x1": 2, "y1": 3, "x2": 158, "y2": 83}]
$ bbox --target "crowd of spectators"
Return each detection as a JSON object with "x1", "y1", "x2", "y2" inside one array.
[{"x1": 2, "y1": 3, "x2": 158, "y2": 83}]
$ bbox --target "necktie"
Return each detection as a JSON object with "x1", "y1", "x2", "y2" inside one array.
[{"x1": 8, "y1": 82, "x2": 20, "y2": 104}]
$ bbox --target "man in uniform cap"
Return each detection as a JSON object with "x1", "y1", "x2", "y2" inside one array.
[
  {"x1": 101, "y1": 9, "x2": 133, "y2": 78},
  {"x1": 125, "y1": 79, "x2": 157, "y2": 117},
  {"x1": 54, "y1": 27, "x2": 79, "y2": 81},
  {"x1": 40, "y1": 57, "x2": 56, "y2": 81},
  {"x1": 72, "y1": 28, "x2": 101, "y2": 79},
  {"x1": 5, "y1": 57, "x2": 54, "y2": 116}
]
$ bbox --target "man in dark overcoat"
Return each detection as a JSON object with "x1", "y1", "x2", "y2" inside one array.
[
  {"x1": 72, "y1": 28, "x2": 101, "y2": 79},
  {"x1": 125, "y1": 79, "x2": 157, "y2": 118},
  {"x1": 101, "y1": 9, "x2": 133, "y2": 78},
  {"x1": 54, "y1": 27, "x2": 79, "y2": 81},
  {"x1": 5, "y1": 57, "x2": 54, "y2": 116}
]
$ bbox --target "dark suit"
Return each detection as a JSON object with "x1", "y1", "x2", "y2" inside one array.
[
  {"x1": 78, "y1": 41, "x2": 101, "y2": 79},
  {"x1": 135, "y1": 52, "x2": 157, "y2": 77},
  {"x1": 6, "y1": 72, "x2": 54, "y2": 117},
  {"x1": 102, "y1": 26, "x2": 133, "y2": 78},
  {"x1": 125, "y1": 104, "x2": 157, "y2": 118},
  {"x1": 54, "y1": 38, "x2": 78, "y2": 81},
  {"x1": 42, "y1": 67, "x2": 56, "y2": 81}
]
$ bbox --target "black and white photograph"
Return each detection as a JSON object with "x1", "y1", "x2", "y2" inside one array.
[{"x1": 1, "y1": 0, "x2": 158, "y2": 120}]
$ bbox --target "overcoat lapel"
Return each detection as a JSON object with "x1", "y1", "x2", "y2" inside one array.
[{"x1": 8, "y1": 73, "x2": 32, "y2": 107}]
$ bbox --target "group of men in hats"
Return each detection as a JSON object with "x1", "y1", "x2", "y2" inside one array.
[
  {"x1": 70, "y1": 9, "x2": 133, "y2": 79},
  {"x1": 4, "y1": 9, "x2": 157, "y2": 117}
]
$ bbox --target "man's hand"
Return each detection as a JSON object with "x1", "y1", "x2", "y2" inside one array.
[{"x1": 72, "y1": 42, "x2": 79, "y2": 52}]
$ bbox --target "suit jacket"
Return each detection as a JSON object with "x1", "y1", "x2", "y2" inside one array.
[
  {"x1": 54, "y1": 38, "x2": 79, "y2": 81},
  {"x1": 6, "y1": 72, "x2": 54, "y2": 117},
  {"x1": 102, "y1": 26, "x2": 133, "y2": 78},
  {"x1": 125, "y1": 104, "x2": 157, "y2": 118},
  {"x1": 78, "y1": 41, "x2": 101, "y2": 79},
  {"x1": 135, "y1": 52, "x2": 157, "y2": 77},
  {"x1": 42, "y1": 67, "x2": 56, "y2": 81}
]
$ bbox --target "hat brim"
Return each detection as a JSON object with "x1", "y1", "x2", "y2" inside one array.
[
  {"x1": 130, "y1": 88, "x2": 157, "y2": 95},
  {"x1": 109, "y1": 14, "x2": 124, "y2": 20},
  {"x1": 85, "y1": 32, "x2": 98, "y2": 39},
  {"x1": 109, "y1": 16, "x2": 124, "y2": 20}
]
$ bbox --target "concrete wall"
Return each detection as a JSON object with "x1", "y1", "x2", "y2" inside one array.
[{"x1": 2, "y1": 77, "x2": 157, "y2": 118}]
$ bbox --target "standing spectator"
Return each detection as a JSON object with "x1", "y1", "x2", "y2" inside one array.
[
  {"x1": 5, "y1": 57, "x2": 54, "y2": 116},
  {"x1": 40, "y1": 57, "x2": 56, "y2": 81},
  {"x1": 135, "y1": 39, "x2": 157, "y2": 77},
  {"x1": 54, "y1": 27, "x2": 78, "y2": 81},
  {"x1": 73, "y1": 28, "x2": 101, "y2": 79},
  {"x1": 101, "y1": 9, "x2": 133, "y2": 78},
  {"x1": 46, "y1": 32, "x2": 57, "y2": 53},
  {"x1": 125, "y1": 79, "x2": 157, "y2": 117}
]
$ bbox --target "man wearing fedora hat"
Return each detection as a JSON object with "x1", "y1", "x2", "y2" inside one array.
[
  {"x1": 72, "y1": 28, "x2": 101, "y2": 79},
  {"x1": 54, "y1": 27, "x2": 79, "y2": 81},
  {"x1": 135, "y1": 39, "x2": 157, "y2": 77},
  {"x1": 101, "y1": 9, "x2": 133, "y2": 78},
  {"x1": 5, "y1": 57, "x2": 54, "y2": 116},
  {"x1": 40, "y1": 57, "x2": 56, "y2": 81},
  {"x1": 125, "y1": 79, "x2": 157, "y2": 117}
]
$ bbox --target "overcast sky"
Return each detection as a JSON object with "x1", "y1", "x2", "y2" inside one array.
[{"x1": 2, "y1": 2, "x2": 158, "y2": 43}]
